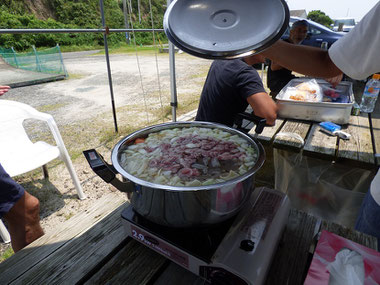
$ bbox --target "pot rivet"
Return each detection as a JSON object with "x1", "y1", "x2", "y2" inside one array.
[{"x1": 240, "y1": 239, "x2": 255, "y2": 251}]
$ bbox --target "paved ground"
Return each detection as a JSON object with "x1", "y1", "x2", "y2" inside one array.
[{"x1": 1, "y1": 50, "x2": 211, "y2": 125}]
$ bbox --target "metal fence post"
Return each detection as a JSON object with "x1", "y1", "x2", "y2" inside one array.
[
  {"x1": 32, "y1": 45, "x2": 42, "y2": 72},
  {"x1": 56, "y1": 44, "x2": 68, "y2": 78},
  {"x1": 167, "y1": 0, "x2": 178, "y2": 122},
  {"x1": 100, "y1": 0, "x2": 118, "y2": 133},
  {"x1": 11, "y1": 47, "x2": 19, "y2": 68}
]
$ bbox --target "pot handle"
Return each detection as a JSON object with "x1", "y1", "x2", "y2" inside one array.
[
  {"x1": 83, "y1": 149, "x2": 134, "y2": 193},
  {"x1": 233, "y1": 112, "x2": 267, "y2": 134}
]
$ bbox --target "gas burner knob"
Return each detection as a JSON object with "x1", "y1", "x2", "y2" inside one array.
[{"x1": 240, "y1": 239, "x2": 255, "y2": 251}]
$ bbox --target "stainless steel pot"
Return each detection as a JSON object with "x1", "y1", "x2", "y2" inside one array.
[{"x1": 84, "y1": 121, "x2": 265, "y2": 228}]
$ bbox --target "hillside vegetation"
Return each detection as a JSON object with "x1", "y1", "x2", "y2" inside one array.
[{"x1": 0, "y1": 0, "x2": 167, "y2": 50}]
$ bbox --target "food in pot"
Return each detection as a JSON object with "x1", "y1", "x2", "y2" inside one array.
[{"x1": 120, "y1": 127, "x2": 258, "y2": 187}]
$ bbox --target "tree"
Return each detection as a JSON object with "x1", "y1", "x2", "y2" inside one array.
[{"x1": 307, "y1": 10, "x2": 333, "y2": 28}]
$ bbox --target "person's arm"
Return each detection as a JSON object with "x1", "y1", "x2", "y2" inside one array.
[
  {"x1": 246, "y1": 92, "x2": 277, "y2": 126},
  {"x1": 270, "y1": 61, "x2": 284, "y2": 71},
  {"x1": 0, "y1": 85, "x2": 10, "y2": 96},
  {"x1": 261, "y1": 40, "x2": 342, "y2": 78}
]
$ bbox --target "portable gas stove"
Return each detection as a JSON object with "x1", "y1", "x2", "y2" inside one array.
[{"x1": 122, "y1": 187, "x2": 290, "y2": 285}]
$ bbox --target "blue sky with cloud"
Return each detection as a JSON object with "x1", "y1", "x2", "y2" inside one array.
[{"x1": 285, "y1": 0, "x2": 379, "y2": 22}]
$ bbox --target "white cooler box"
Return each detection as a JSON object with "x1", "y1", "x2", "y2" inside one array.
[{"x1": 276, "y1": 78, "x2": 354, "y2": 124}]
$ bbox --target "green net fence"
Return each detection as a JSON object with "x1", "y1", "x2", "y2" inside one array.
[{"x1": 0, "y1": 45, "x2": 67, "y2": 77}]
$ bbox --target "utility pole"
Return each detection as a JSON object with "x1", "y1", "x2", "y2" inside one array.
[{"x1": 122, "y1": 0, "x2": 130, "y2": 44}]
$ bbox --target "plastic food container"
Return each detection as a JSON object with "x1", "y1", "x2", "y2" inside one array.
[{"x1": 276, "y1": 78, "x2": 354, "y2": 124}]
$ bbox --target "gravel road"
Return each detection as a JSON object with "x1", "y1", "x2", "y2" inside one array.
[{"x1": 3, "y1": 50, "x2": 211, "y2": 124}]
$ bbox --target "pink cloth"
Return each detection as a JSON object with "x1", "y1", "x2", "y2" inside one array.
[{"x1": 304, "y1": 230, "x2": 380, "y2": 285}]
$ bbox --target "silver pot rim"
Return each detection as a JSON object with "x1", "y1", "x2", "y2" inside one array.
[{"x1": 111, "y1": 121, "x2": 265, "y2": 192}]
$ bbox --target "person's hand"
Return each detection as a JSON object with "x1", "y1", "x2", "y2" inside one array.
[
  {"x1": 247, "y1": 92, "x2": 278, "y2": 126},
  {"x1": 326, "y1": 74, "x2": 343, "y2": 88},
  {"x1": 0, "y1": 86, "x2": 10, "y2": 96}
]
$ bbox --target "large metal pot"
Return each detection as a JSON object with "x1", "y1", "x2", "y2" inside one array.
[{"x1": 85, "y1": 121, "x2": 265, "y2": 228}]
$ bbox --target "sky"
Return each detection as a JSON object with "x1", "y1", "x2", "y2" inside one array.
[{"x1": 285, "y1": 0, "x2": 379, "y2": 22}]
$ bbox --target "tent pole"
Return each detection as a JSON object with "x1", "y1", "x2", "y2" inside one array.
[
  {"x1": 100, "y1": 0, "x2": 118, "y2": 132},
  {"x1": 167, "y1": 0, "x2": 178, "y2": 122}
]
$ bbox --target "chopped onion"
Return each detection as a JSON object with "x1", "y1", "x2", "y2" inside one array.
[{"x1": 120, "y1": 126, "x2": 258, "y2": 186}]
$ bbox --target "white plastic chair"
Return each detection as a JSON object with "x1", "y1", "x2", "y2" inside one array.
[{"x1": 0, "y1": 99, "x2": 86, "y2": 243}]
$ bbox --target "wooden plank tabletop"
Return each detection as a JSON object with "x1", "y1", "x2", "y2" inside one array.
[
  {"x1": 84, "y1": 240, "x2": 167, "y2": 285},
  {"x1": 0, "y1": 192, "x2": 126, "y2": 285},
  {"x1": 265, "y1": 209, "x2": 318, "y2": 285},
  {"x1": 81, "y1": 209, "x2": 378, "y2": 285},
  {"x1": 253, "y1": 118, "x2": 284, "y2": 144},
  {"x1": 254, "y1": 115, "x2": 377, "y2": 169},
  {"x1": 7, "y1": 203, "x2": 129, "y2": 285},
  {"x1": 1, "y1": 198, "x2": 377, "y2": 285},
  {"x1": 273, "y1": 120, "x2": 311, "y2": 151},
  {"x1": 303, "y1": 123, "x2": 338, "y2": 159},
  {"x1": 336, "y1": 114, "x2": 374, "y2": 166}
]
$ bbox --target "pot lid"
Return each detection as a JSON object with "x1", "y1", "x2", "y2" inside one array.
[{"x1": 164, "y1": 0, "x2": 289, "y2": 59}]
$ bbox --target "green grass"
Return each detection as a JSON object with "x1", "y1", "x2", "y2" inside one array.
[
  {"x1": 37, "y1": 103, "x2": 67, "y2": 113},
  {"x1": 94, "y1": 44, "x2": 161, "y2": 55},
  {"x1": 37, "y1": 43, "x2": 165, "y2": 55},
  {"x1": 0, "y1": 247, "x2": 14, "y2": 262},
  {"x1": 190, "y1": 70, "x2": 209, "y2": 79},
  {"x1": 59, "y1": 45, "x2": 104, "y2": 53},
  {"x1": 67, "y1": 73, "x2": 85, "y2": 80},
  {"x1": 177, "y1": 94, "x2": 201, "y2": 115},
  {"x1": 98, "y1": 127, "x2": 125, "y2": 145}
]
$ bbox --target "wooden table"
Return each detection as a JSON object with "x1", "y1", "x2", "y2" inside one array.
[
  {"x1": 252, "y1": 113, "x2": 378, "y2": 169},
  {"x1": 251, "y1": 80, "x2": 380, "y2": 169},
  {"x1": 0, "y1": 191, "x2": 377, "y2": 285},
  {"x1": 250, "y1": 112, "x2": 379, "y2": 229}
]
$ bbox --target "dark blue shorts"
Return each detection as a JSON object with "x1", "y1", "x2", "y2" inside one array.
[
  {"x1": 355, "y1": 189, "x2": 380, "y2": 249},
  {"x1": 0, "y1": 163, "x2": 25, "y2": 218}
]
